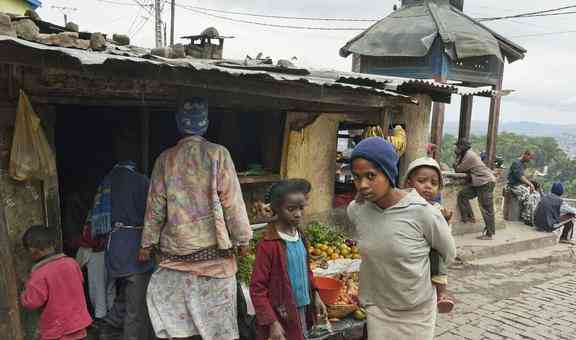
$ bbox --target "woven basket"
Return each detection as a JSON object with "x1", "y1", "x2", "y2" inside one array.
[{"x1": 327, "y1": 304, "x2": 358, "y2": 319}]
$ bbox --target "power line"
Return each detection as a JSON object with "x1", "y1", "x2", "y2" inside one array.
[
  {"x1": 133, "y1": 0, "x2": 154, "y2": 16},
  {"x1": 477, "y1": 5, "x2": 576, "y2": 21},
  {"x1": 174, "y1": 1, "x2": 376, "y2": 22},
  {"x1": 175, "y1": 4, "x2": 366, "y2": 30},
  {"x1": 98, "y1": 0, "x2": 576, "y2": 32},
  {"x1": 131, "y1": 15, "x2": 152, "y2": 38},
  {"x1": 510, "y1": 29, "x2": 576, "y2": 38},
  {"x1": 126, "y1": 7, "x2": 143, "y2": 36}
]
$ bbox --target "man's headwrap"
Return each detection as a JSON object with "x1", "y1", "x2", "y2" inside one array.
[{"x1": 175, "y1": 98, "x2": 209, "y2": 136}]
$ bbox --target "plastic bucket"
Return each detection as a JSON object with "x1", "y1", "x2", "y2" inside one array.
[{"x1": 313, "y1": 276, "x2": 343, "y2": 304}]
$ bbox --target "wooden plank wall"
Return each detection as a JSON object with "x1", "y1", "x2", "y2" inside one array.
[{"x1": 0, "y1": 101, "x2": 44, "y2": 339}]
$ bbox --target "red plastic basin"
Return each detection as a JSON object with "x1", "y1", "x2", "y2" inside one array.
[{"x1": 313, "y1": 276, "x2": 343, "y2": 305}]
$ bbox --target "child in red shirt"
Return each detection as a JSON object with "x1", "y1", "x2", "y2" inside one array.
[{"x1": 21, "y1": 225, "x2": 92, "y2": 340}]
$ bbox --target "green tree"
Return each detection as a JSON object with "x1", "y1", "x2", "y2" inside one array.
[{"x1": 441, "y1": 133, "x2": 576, "y2": 198}]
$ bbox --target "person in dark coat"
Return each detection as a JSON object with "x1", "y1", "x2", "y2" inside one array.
[
  {"x1": 534, "y1": 182, "x2": 576, "y2": 245},
  {"x1": 93, "y1": 134, "x2": 155, "y2": 340}
]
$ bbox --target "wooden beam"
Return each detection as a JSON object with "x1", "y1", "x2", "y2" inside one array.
[
  {"x1": 458, "y1": 95, "x2": 473, "y2": 142},
  {"x1": 486, "y1": 64, "x2": 504, "y2": 169},
  {"x1": 6, "y1": 63, "x2": 407, "y2": 113},
  {"x1": 0, "y1": 160, "x2": 24, "y2": 340},
  {"x1": 430, "y1": 102, "x2": 445, "y2": 161}
]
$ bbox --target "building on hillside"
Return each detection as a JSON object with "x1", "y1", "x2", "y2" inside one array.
[{"x1": 0, "y1": 0, "x2": 41, "y2": 15}]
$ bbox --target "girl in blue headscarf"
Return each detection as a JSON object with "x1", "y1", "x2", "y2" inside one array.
[{"x1": 346, "y1": 137, "x2": 456, "y2": 340}]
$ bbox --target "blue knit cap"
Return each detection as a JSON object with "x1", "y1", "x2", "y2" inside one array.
[
  {"x1": 176, "y1": 98, "x2": 209, "y2": 136},
  {"x1": 350, "y1": 137, "x2": 399, "y2": 187},
  {"x1": 551, "y1": 182, "x2": 564, "y2": 196}
]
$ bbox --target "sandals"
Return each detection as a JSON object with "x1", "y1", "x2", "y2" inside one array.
[{"x1": 437, "y1": 297, "x2": 455, "y2": 314}]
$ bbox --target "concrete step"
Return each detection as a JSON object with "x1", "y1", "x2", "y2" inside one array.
[
  {"x1": 451, "y1": 220, "x2": 505, "y2": 236},
  {"x1": 455, "y1": 222, "x2": 558, "y2": 262},
  {"x1": 462, "y1": 243, "x2": 576, "y2": 268}
]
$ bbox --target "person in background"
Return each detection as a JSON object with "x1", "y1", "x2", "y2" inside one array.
[
  {"x1": 75, "y1": 212, "x2": 110, "y2": 322},
  {"x1": 534, "y1": 182, "x2": 576, "y2": 245},
  {"x1": 92, "y1": 135, "x2": 154, "y2": 340},
  {"x1": 140, "y1": 98, "x2": 253, "y2": 340},
  {"x1": 453, "y1": 139, "x2": 497, "y2": 240},
  {"x1": 526, "y1": 181, "x2": 543, "y2": 227},
  {"x1": 250, "y1": 179, "x2": 327, "y2": 340},
  {"x1": 507, "y1": 150, "x2": 537, "y2": 225},
  {"x1": 403, "y1": 157, "x2": 454, "y2": 314},
  {"x1": 21, "y1": 225, "x2": 92, "y2": 340},
  {"x1": 347, "y1": 137, "x2": 456, "y2": 340}
]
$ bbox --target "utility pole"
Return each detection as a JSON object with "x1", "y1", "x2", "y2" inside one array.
[
  {"x1": 163, "y1": 22, "x2": 167, "y2": 47},
  {"x1": 170, "y1": 0, "x2": 175, "y2": 47},
  {"x1": 154, "y1": 0, "x2": 163, "y2": 48},
  {"x1": 51, "y1": 6, "x2": 77, "y2": 26}
]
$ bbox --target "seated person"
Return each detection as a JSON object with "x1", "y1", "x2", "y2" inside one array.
[
  {"x1": 534, "y1": 182, "x2": 576, "y2": 245},
  {"x1": 506, "y1": 150, "x2": 536, "y2": 225}
]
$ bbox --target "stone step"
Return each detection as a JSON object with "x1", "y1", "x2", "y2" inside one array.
[
  {"x1": 451, "y1": 220, "x2": 506, "y2": 236},
  {"x1": 455, "y1": 222, "x2": 558, "y2": 262},
  {"x1": 462, "y1": 243, "x2": 576, "y2": 268}
]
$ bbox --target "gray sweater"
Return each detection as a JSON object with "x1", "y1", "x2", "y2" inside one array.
[{"x1": 347, "y1": 190, "x2": 456, "y2": 311}]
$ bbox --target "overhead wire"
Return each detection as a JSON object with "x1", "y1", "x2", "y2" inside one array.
[
  {"x1": 174, "y1": 4, "x2": 367, "y2": 30},
  {"x1": 131, "y1": 15, "x2": 152, "y2": 38},
  {"x1": 97, "y1": 0, "x2": 576, "y2": 34},
  {"x1": 126, "y1": 6, "x2": 143, "y2": 36},
  {"x1": 172, "y1": 2, "x2": 376, "y2": 21},
  {"x1": 510, "y1": 29, "x2": 576, "y2": 38},
  {"x1": 132, "y1": 0, "x2": 154, "y2": 16},
  {"x1": 476, "y1": 5, "x2": 576, "y2": 21}
]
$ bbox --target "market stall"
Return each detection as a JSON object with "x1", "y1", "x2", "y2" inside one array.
[{"x1": 237, "y1": 222, "x2": 367, "y2": 339}]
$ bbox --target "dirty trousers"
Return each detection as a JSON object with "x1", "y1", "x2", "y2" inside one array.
[
  {"x1": 105, "y1": 272, "x2": 153, "y2": 340},
  {"x1": 458, "y1": 182, "x2": 496, "y2": 235}
]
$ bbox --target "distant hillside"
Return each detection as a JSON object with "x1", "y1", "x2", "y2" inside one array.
[
  {"x1": 444, "y1": 121, "x2": 576, "y2": 137},
  {"x1": 445, "y1": 121, "x2": 576, "y2": 158}
]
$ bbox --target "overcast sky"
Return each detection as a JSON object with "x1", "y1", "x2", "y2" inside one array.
[{"x1": 37, "y1": 0, "x2": 576, "y2": 124}]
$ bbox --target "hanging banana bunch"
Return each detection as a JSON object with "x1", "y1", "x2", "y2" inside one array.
[
  {"x1": 361, "y1": 126, "x2": 385, "y2": 139},
  {"x1": 361, "y1": 125, "x2": 407, "y2": 157}
]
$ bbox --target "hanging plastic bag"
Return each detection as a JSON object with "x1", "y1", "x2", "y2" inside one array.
[{"x1": 9, "y1": 90, "x2": 57, "y2": 181}]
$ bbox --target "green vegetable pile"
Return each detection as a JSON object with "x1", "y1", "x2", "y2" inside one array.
[
  {"x1": 237, "y1": 239, "x2": 257, "y2": 285},
  {"x1": 304, "y1": 221, "x2": 345, "y2": 246},
  {"x1": 236, "y1": 222, "x2": 346, "y2": 285}
]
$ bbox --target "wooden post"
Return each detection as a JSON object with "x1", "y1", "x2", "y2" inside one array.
[
  {"x1": 379, "y1": 109, "x2": 391, "y2": 138},
  {"x1": 0, "y1": 162, "x2": 24, "y2": 340},
  {"x1": 430, "y1": 102, "x2": 445, "y2": 160},
  {"x1": 141, "y1": 107, "x2": 150, "y2": 175},
  {"x1": 486, "y1": 63, "x2": 504, "y2": 169},
  {"x1": 458, "y1": 95, "x2": 473, "y2": 142},
  {"x1": 400, "y1": 94, "x2": 432, "y2": 178},
  {"x1": 282, "y1": 113, "x2": 339, "y2": 220}
]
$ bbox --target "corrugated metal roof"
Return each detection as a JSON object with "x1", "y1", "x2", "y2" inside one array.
[
  {"x1": 0, "y1": 36, "x2": 416, "y2": 101},
  {"x1": 0, "y1": 35, "x2": 497, "y2": 101}
]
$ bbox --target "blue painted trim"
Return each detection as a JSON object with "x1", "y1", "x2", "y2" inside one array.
[{"x1": 26, "y1": 0, "x2": 42, "y2": 9}]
